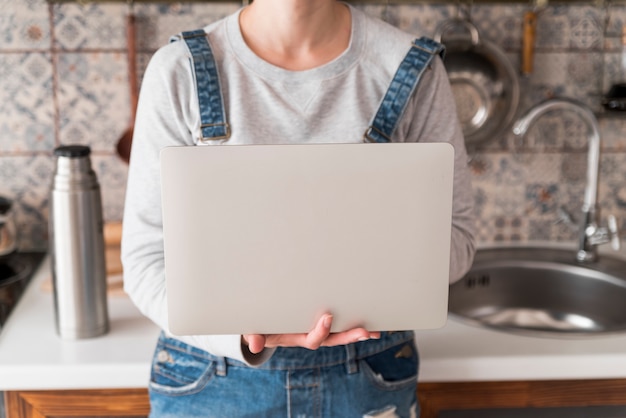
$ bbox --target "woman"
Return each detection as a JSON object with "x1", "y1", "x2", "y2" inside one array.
[{"x1": 122, "y1": 0, "x2": 476, "y2": 416}]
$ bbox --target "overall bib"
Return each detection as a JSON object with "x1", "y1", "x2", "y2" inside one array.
[{"x1": 148, "y1": 30, "x2": 444, "y2": 418}]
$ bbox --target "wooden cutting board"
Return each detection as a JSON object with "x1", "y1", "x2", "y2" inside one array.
[{"x1": 104, "y1": 222, "x2": 123, "y2": 247}]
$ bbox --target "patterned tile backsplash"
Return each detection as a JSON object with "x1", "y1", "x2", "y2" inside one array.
[{"x1": 1, "y1": 0, "x2": 626, "y2": 251}]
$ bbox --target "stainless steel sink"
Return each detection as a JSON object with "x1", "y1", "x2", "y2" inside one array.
[{"x1": 449, "y1": 247, "x2": 626, "y2": 337}]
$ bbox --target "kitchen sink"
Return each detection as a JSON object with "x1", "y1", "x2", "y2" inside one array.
[{"x1": 448, "y1": 247, "x2": 626, "y2": 337}]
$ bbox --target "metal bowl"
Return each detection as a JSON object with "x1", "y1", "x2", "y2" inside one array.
[{"x1": 435, "y1": 19, "x2": 520, "y2": 150}]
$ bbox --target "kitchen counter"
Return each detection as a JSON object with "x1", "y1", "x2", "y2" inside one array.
[
  {"x1": 1, "y1": 253, "x2": 626, "y2": 391},
  {"x1": 415, "y1": 319, "x2": 626, "y2": 382},
  {"x1": 417, "y1": 241, "x2": 626, "y2": 383},
  {"x1": 0, "y1": 256, "x2": 160, "y2": 390}
]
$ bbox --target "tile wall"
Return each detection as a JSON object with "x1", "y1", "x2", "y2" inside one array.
[{"x1": 2, "y1": 0, "x2": 626, "y2": 251}]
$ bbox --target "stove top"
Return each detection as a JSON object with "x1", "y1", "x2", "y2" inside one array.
[{"x1": 0, "y1": 251, "x2": 46, "y2": 328}]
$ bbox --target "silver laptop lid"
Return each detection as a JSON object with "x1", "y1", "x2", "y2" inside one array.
[{"x1": 161, "y1": 143, "x2": 454, "y2": 335}]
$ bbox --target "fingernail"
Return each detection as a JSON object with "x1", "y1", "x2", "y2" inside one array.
[
  {"x1": 358, "y1": 336, "x2": 370, "y2": 342},
  {"x1": 323, "y1": 315, "x2": 333, "y2": 329}
]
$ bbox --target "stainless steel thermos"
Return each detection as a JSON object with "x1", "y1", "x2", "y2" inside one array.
[{"x1": 50, "y1": 145, "x2": 109, "y2": 339}]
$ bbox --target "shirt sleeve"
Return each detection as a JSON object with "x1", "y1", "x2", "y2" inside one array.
[
  {"x1": 120, "y1": 42, "x2": 275, "y2": 366},
  {"x1": 393, "y1": 56, "x2": 477, "y2": 283}
]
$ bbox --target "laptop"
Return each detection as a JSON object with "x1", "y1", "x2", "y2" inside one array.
[{"x1": 160, "y1": 143, "x2": 454, "y2": 336}]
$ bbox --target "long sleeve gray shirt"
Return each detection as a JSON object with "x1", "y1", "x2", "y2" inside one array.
[{"x1": 122, "y1": 5, "x2": 476, "y2": 365}]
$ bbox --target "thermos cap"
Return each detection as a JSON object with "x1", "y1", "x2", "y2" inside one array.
[{"x1": 54, "y1": 145, "x2": 91, "y2": 158}]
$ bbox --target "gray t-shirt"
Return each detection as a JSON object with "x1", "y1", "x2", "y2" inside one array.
[{"x1": 122, "y1": 5, "x2": 476, "y2": 365}]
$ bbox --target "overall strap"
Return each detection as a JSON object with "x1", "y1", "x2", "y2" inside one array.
[
  {"x1": 175, "y1": 29, "x2": 230, "y2": 142},
  {"x1": 364, "y1": 37, "x2": 445, "y2": 143}
]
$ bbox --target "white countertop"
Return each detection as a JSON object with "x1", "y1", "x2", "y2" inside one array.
[
  {"x1": 415, "y1": 319, "x2": 626, "y2": 382},
  {"x1": 0, "y1": 256, "x2": 160, "y2": 390},
  {"x1": 1, "y1": 252, "x2": 626, "y2": 391}
]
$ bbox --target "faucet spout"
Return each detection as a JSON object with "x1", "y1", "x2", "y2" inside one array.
[
  {"x1": 513, "y1": 98, "x2": 600, "y2": 212},
  {"x1": 512, "y1": 98, "x2": 605, "y2": 262}
]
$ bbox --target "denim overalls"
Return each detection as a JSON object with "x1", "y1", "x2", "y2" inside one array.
[{"x1": 148, "y1": 30, "x2": 445, "y2": 418}]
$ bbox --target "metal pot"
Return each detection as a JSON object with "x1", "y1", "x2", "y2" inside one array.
[
  {"x1": 0, "y1": 196, "x2": 17, "y2": 258},
  {"x1": 0, "y1": 255, "x2": 31, "y2": 326},
  {"x1": 0, "y1": 252, "x2": 45, "y2": 328},
  {"x1": 434, "y1": 18, "x2": 520, "y2": 150}
]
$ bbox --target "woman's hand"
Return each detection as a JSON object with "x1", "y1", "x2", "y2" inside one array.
[{"x1": 242, "y1": 314, "x2": 380, "y2": 354}]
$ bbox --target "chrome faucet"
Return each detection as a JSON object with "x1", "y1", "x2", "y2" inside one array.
[{"x1": 512, "y1": 98, "x2": 620, "y2": 262}]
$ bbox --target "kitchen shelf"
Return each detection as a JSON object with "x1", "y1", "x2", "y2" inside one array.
[{"x1": 46, "y1": 0, "x2": 626, "y2": 5}]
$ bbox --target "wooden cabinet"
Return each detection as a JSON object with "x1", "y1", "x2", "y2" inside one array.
[
  {"x1": 4, "y1": 389, "x2": 150, "y2": 418},
  {"x1": 417, "y1": 378, "x2": 626, "y2": 418},
  {"x1": 5, "y1": 379, "x2": 626, "y2": 417}
]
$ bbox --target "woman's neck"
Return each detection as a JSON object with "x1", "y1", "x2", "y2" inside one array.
[{"x1": 239, "y1": 0, "x2": 351, "y2": 71}]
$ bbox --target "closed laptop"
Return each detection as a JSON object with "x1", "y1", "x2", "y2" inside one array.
[{"x1": 161, "y1": 143, "x2": 454, "y2": 335}]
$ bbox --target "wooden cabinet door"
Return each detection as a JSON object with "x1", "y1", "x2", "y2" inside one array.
[
  {"x1": 6, "y1": 379, "x2": 626, "y2": 418},
  {"x1": 5, "y1": 389, "x2": 150, "y2": 418},
  {"x1": 418, "y1": 379, "x2": 626, "y2": 418}
]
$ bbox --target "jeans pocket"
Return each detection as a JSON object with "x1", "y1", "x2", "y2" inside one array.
[
  {"x1": 149, "y1": 342, "x2": 216, "y2": 397},
  {"x1": 361, "y1": 341, "x2": 419, "y2": 391}
]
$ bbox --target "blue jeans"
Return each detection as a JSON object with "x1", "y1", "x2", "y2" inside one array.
[{"x1": 148, "y1": 331, "x2": 419, "y2": 417}]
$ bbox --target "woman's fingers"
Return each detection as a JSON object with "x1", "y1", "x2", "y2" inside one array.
[
  {"x1": 321, "y1": 328, "x2": 376, "y2": 346},
  {"x1": 242, "y1": 334, "x2": 267, "y2": 354},
  {"x1": 242, "y1": 314, "x2": 381, "y2": 353},
  {"x1": 262, "y1": 314, "x2": 333, "y2": 350},
  {"x1": 303, "y1": 313, "x2": 333, "y2": 349}
]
